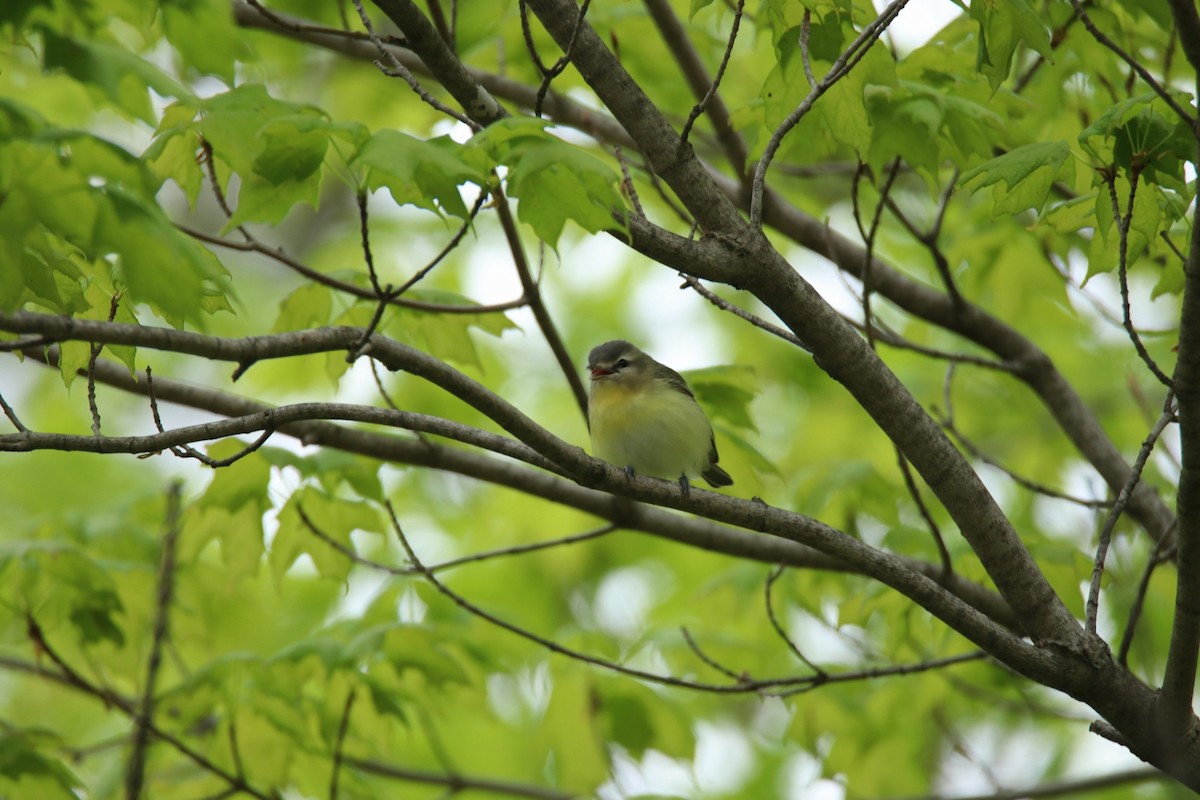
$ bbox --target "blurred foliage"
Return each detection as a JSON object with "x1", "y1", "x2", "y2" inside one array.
[{"x1": 0, "y1": 0, "x2": 1192, "y2": 797}]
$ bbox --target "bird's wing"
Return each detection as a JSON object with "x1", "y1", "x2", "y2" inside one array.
[{"x1": 654, "y1": 364, "x2": 696, "y2": 399}]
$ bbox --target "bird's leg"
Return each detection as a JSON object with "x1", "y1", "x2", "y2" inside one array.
[
  {"x1": 623, "y1": 465, "x2": 636, "y2": 480},
  {"x1": 678, "y1": 474, "x2": 691, "y2": 496}
]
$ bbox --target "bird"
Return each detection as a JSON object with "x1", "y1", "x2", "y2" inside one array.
[{"x1": 586, "y1": 340, "x2": 733, "y2": 492}]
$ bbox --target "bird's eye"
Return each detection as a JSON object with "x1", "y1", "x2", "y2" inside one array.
[{"x1": 615, "y1": 358, "x2": 630, "y2": 369}]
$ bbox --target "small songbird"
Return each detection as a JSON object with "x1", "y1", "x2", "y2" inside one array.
[{"x1": 586, "y1": 340, "x2": 733, "y2": 492}]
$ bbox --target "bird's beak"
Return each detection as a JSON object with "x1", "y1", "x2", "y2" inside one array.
[{"x1": 589, "y1": 366, "x2": 612, "y2": 380}]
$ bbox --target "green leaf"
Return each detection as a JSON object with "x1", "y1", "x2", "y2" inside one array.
[
  {"x1": 98, "y1": 185, "x2": 228, "y2": 323},
  {"x1": 40, "y1": 28, "x2": 194, "y2": 123},
  {"x1": 959, "y1": 141, "x2": 1074, "y2": 216},
  {"x1": 969, "y1": 0, "x2": 1052, "y2": 89},
  {"x1": 356, "y1": 130, "x2": 487, "y2": 218},
  {"x1": 161, "y1": 0, "x2": 250, "y2": 83},
  {"x1": 0, "y1": 731, "x2": 81, "y2": 797},
  {"x1": 377, "y1": 624, "x2": 472, "y2": 686},
  {"x1": 253, "y1": 117, "x2": 330, "y2": 184},
  {"x1": 69, "y1": 586, "x2": 125, "y2": 646},
  {"x1": 686, "y1": 365, "x2": 758, "y2": 432},
  {"x1": 540, "y1": 671, "x2": 608, "y2": 791},
  {"x1": 1085, "y1": 174, "x2": 1161, "y2": 281},
  {"x1": 763, "y1": 34, "x2": 897, "y2": 164},
  {"x1": 1078, "y1": 94, "x2": 1193, "y2": 188},
  {"x1": 473, "y1": 119, "x2": 626, "y2": 246},
  {"x1": 272, "y1": 283, "x2": 332, "y2": 333},
  {"x1": 270, "y1": 488, "x2": 382, "y2": 583}
]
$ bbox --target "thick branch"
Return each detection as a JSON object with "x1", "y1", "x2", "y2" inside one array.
[
  {"x1": 1157, "y1": 74, "x2": 1200, "y2": 754},
  {"x1": 233, "y1": 0, "x2": 1177, "y2": 554},
  {"x1": 0, "y1": 323, "x2": 1030, "y2": 642},
  {"x1": 369, "y1": 0, "x2": 506, "y2": 125}
]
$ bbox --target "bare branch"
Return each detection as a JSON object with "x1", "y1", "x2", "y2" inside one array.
[
  {"x1": 678, "y1": 272, "x2": 812, "y2": 352},
  {"x1": 532, "y1": 0, "x2": 593, "y2": 117},
  {"x1": 1086, "y1": 395, "x2": 1177, "y2": 633},
  {"x1": 643, "y1": 0, "x2": 748, "y2": 174},
  {"x1": 1069, "y1": 0, "x2": 1197, "y2": 127},
  {"x1": 351, "y1": 0, "x2": 479, "y2": 129},
  {"x1": 370, "y1": 0, "x2": 505, "y2": 127},
  {"x1": 392, "y1": 499, "x2": 987, "y2": 695},
  {"x1": 765, "y1": 566, "x2": 825, "y2": 676},
  {"x1": 125, "y1": 483, "x2": 183, "y2": 800},
  {"x1": 1118, "y1": 522, "x2": 1177, "y2": 666},
  {"x1": 750, "y1": 0, "x2": 911, "y2": 226},
  {"x1": 1104, "y1": 169, "x2": 1174, "y2": 388},
  {"x1": 24, "y1": 619, "x2": 274, "y2": 800},
  {"x1": 939, "y1": 398, "x2": 1114, "y2": 511},
  {"x1": 493, "y1": 185, "x2": 589, "y2": 418},
  {"x1": 680, "y1": 627, "x2": 743, "y2": 681},
  {"x1": 343, "y1": 756, "x2": 573, "y2": 800},
  {"x1": 896, "y1": 450, "x2": 952, "y2": 575},
  {"x1": 1165, "y1": 0, "x2": 1200, "y2": 72},
  {"x1": 886, "y1": 766, "x2": 1166, "y2": 800},
  {"x1": 178, "y1": 215, "x2": 521, "y2": 317},
  {"x1": 0, "y1": 391, "x2": 28, "y2": 432},
  {"x1": 300, "y1": 502, "x2": 616, "y2": 576},
  {"x1": 329, "y1": 690, "x2": 356, "y2": 800}
]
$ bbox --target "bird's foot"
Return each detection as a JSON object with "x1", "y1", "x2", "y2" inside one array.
[{"x1": 678, "y1": 474, "x2": 691, "y2": 496}]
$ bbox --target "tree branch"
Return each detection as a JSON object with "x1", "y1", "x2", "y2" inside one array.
[
  {"x1": 1156, "y1": 72, "x2": 1200, "y2": 755},
  {"x1": 234, "y1": 0, "x2": 1179, "y2": 560},
  {"x1": 643, "y1": 0, "x2": 749, "y2": 174},
  {"x1": 3, "y1": 331, "x2": 1024, "y2": 638},
  {"x1": 125, "y1": 483, "x2": 182, "y2": 800}
]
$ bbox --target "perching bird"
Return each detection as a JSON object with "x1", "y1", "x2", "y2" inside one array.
[{"x1": 586, "y1": 340, "x2": 733, "y2": 492}]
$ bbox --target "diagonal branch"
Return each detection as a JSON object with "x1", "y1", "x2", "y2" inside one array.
[
  {"x1": 749, "y1": 0, "x2": 911, "y2": 226},
  {"x1": 643, "y1": 0, "x2": 749, "y2": 173},
  {"x1": 370, "y1": 0, "x2": 506, "y2": 126},
  {"x1": 5, "y1": 336, "x2": 1024, "y2": 636},
  {"x1": 1156, "y1": 83, "x2": 1200, "y2": 749},
  {"x1": 1085, "y1": 396, "x2": 1177, "y2": 633},
  {"x1": 124, "y1": 482, "x2": 182, "y2": 800}
]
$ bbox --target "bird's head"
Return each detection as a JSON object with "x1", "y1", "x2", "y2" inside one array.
[{"x1": 587, "y1": 340, "x2": 653, "y2": 386}]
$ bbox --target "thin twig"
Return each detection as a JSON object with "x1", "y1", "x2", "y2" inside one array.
[
  {"x1": 394, "y1": 492, "x2": 983, "y2": 695},
  {"x1": 493, "y1": 185, "x2": 589, "y2": 418},
  {"x1": 764, "y1": 566, "x2": 826, "y2": 676},
  {"x1": 939, "y1": 365, "x2": 1113, "y2": 509},
  {"x1": 615, "y1": 145, "x2": 645, "y2": 219},
  {"x1": 357, "y1": 190, "x2": 387, "y2": 296},
  {"x1": 145, "y1": 367, "x2": 276, "y2": 468},
  {"x1": 750, "y1": 0, "x2": 911, "y2": 226},
  {"x1": 25, "y1": 619, "x2": 273, "y2": 800},
  {"x1": 885, "y1": 170, "x2": 964, "y2": 307},
  {"x1": 351, "y1": 0, "x2": 478, "y2": 129},
  {"x1": 1105, "y1": 169, "x2": 1174, "y2": 388},
  {"x1": 0, "y1": 391, "x2": 28, "y2": 432},
  {"x1": 125, "y1": 482, "x2": 183, "y2": 800},
  {"x1": 532, "y1": 0, "x2": 594, "y2": 117},
  {"x1": 680, "y1": 627, "x2": 744, "y2": 682},
  {"x1": 853, "y1": 158, "x2": 902, "y2": 349},
  {"x1": 678, "y1": 273, "x2": 812, "y2": 352},
  {"x1": 329, "y1": 690, "x2": 356, "y2": 800},
  {"x1": 177, "y1": 217, "x2": 522, "y2": 315},
  {"x1": 1069, "y1": 0, "x2": 1197, "y2": 127},
  {"x1": 896, "y1": 450, "x2": 952, "y2": 575},
  {"x1": 679, "y1": 0, "x2": 745, "y2": 143},
  {"x1": 87, "y1": 293, "x2": 121, "y2": 436},
  {"x1": 1118, "y1": 520, "x2": 1178, "y2": 665},
  {"x1": 1086, "y1": 394, "x2": 1177, "y2": 633},
  {"x1": 300, "y1": 503, "x2": 615, "y2": 575}
]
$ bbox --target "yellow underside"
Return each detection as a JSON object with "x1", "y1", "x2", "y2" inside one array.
[{"x1": 589, "y1": 379, "x2": 714, "y2": 480}]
